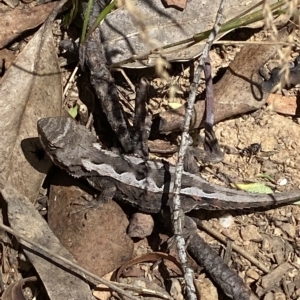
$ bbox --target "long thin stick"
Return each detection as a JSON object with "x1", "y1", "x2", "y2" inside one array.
[{"x1": 170, "y1": 1, "x2": 227, "y2": 300}]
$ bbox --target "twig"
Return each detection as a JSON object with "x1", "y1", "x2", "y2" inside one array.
[
  {"x1": 132, "y1": 77, "x2": 149, "y2": 157},
  {"x1": 214, "y1": 40, "x2": 294, "y2": 46},
  {"x1": 203, "y1": 55, "x2": 224, "y2": 162},
  {"x1": 204, "y1": 56, "x2": 214, "y2": 125},
  {"x1": 170, "y1": 1, "x2": 227, "y2": 299}
]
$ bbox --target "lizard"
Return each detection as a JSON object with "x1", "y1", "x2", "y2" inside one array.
[{"x1": 37, "y1": 117, "x2": 300, "y2": 213}]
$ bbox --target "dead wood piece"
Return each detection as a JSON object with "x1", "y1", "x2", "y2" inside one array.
[
  {"x1": 187, "y1": 231, "x2": 255, "y2": 300},
  {"x1": 116, "y1": 252, "x2": 183, "y2": 281},
  {"x1": 196, "y1": 219, "x2": 270, "y2": 273},
  {"x1": 170, "y1": 6, "x2": 227, "y2": 299},
  {"x1": 267, "y1": 93, "x2": 300, "y2": 115},
  {"x1": 132, "y1": 77, "x2": 149, "y2": 157},
  {"x1": 260, "y1": 262, "x2": 294, "y2": 290},
  {"x1": 162, "y1": 0, "x2": 187, "y2": 10},
  {"x1": 148, "y1": 140, "x2": 178, "y2": 154}
]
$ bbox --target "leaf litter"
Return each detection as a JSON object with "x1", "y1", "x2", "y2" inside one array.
[{"x1": 2, "y1": 0, "x2": 300, "y2": 299}]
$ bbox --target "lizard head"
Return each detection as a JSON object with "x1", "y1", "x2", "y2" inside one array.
[
  {"x1": 38, "y1": 117, "x2": 76, "y2": 153},
  {"x1": 37, "y1": 117, "x2": 98, "y2": 176}
]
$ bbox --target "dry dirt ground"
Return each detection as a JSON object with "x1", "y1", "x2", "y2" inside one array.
[{"x1": 195, "y1": 109, "x2": 300, "y2": 299}]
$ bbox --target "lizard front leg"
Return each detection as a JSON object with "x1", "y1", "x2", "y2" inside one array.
[{"x1": 71, "y1": 177, "x2": 116, "y2": 214}]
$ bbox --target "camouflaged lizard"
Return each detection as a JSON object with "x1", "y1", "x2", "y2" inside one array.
[{"x1": 37, "y1": 117, "x2": 300, "y2": 213}]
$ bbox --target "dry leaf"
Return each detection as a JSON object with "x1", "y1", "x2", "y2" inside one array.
[
  {"x1": 1, "y1": 277, "x2": 37, "y2": 300},
  {"x1": 233, "y1": 182, "x2": 273, "y2": 194},
  {"x1": 0, "y1": 2, "x2": 58, "y2": 48},
  {"x1": 1, "y1": 182, "x2": 94, "y2": 300},
  {"x1": 101, "y1": 0, "x2": 279, "y2": 67},
  {"x1": 0, "y1": 1, "x2": 62, "y2": 200},
  {"x1": 0, "y1": 2, "x2": 91, "y2": 298}
]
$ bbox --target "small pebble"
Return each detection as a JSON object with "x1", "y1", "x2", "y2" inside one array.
[
  {"x1": 279, "y1": 223, "x2": 296, "y2": 238},
  {"x1": 219, "y1": 213, "x2": 234, "y2": 228},
  {"x1": 240, "y1": 224, "x2": 262, "y2": 242},
  {"x1": 246, "y1": 269, "x2": 260, "y2": 280},
  {"x1": 277, "y1": 178, "x2": 287, "y2": 186}
]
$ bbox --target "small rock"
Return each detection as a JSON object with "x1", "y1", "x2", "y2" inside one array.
[
  {"x1": 294, "y1": 255, "x2": 300, "y2": 266},
  {"x1": 246, "y1": 269, "x2": 260, "y2": 280},
  {"x1": 293, "y1": 288, "x2": 300, "y2": 298},
  {"x1": 287, "y1": 282, "x2": 296, "y2": 293},
  {"x1": 240, "y1": 224, "x2": 262, "y2": 242},
  {"x1": 278, "y1": 223, "x2": 296, "y2": 238},
  {"x1": 169, "y1": 278, "x2": 184, "y2": 300},
  {"x1": 277, "y1": 178, "x2": 287, "y2": 186},
  {"x1": 274, "y1": 291, "x2": 286, "y2": 300},
  {"x1": 194, "y1": 276, "x2": 218, "y2": 300},
  {"x1": 219, "y1": 213, "x2": 234, "y2": 228},
  {"x1": 264, "y1": 291, "x2": 274, "y2": 300},
  {"x1": 221, "y1": 225, "x2": 241, "y2": 242},
  {"x1": 288, "y1": 267, "x2": 299, "y2": 278},
  {"x1": 243, "y1": 240, "x2": 250, "y2": 246},
  {"x1": 273, "y1": 228, "x2": 284, "y2": 236},
  {"x1": 127, "y1": 213, "x2": 154, "y2": 238}
]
